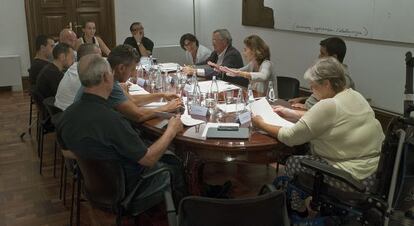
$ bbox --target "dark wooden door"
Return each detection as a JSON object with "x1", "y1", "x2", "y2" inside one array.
[{"x1": 25, "y1": 0, "x2": 115, "y2": 58}]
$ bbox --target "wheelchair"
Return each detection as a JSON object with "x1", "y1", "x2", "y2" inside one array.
[{"x1": 274, "y1": 52, "x2": 414, "y2": 226}]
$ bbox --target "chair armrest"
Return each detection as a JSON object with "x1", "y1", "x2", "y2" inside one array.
[
  {"x1": 164, "y1": 191, "x2": 177, "y2": 226},
  {"x1": 121, "y1": 166, "x2": 173, "y2": 209},
  {"x1": 300, "y1": 159, "x2": 366, "y2": 192}
]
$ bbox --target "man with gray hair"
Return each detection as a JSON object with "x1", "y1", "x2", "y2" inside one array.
[
  {"x1": 183, "y1": 29, "x2": 246, "y2": 86},
  {"x1": 55, "y1": 43, "x2": 102, "y2": 110},
  {"x1": 57, "y1": 54, "x2": 186, "y2": 214}
]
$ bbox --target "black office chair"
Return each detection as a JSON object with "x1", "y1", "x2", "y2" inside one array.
[
  {"x1": 285, "y1": 117, "x2": 410, "y2": 225},
  {"x1": 41, "y1": 96, "x2": 62, "y2": 176},
  {"x1": 277, "y1": 76, "x2": 300, "y2": 100},
  {"x1": 165, "y1": 184, "x2": 290, "y2": 226},
  {"x1": 74, "y1": 156, "x2": 173, "y2": 226}
]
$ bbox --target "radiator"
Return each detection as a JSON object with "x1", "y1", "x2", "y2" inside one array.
[{"x1": 0, "y1": 55, "x2": 23, "y2": 91}]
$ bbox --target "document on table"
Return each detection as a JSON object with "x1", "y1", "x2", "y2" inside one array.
[
  {"x1": 158, "y1": 63, "x2": 180, "y2": 72},
  {"x1": 201, "y1": 122, "x2": 240, "y2": 138},
  {"x1": 129, "y1": 84, "x2": 150, "y2": 95},
  {"x1": 180, "y1": 114, "x2": 205, "y2": 126},
  {"x1": 217, "y1": 103, "x2": 246, "y2": 113},
  {"x1": 249, "y1": 98, "x2": 294, "y2": 127},
  {"x1": 184, "y1": 80, "x2": 240, "y2": 93}
]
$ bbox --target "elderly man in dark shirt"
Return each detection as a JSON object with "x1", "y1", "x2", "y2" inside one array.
[
  {"x1": 35, "y1": 43, "x2": 74, "y2": 99},
  {"x1": 57, "y1": 54, "x2": 185, "y2": 214}
]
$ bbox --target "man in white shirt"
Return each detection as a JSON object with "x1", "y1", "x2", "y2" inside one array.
[{"x1": 55, "y1": 43, "x2": 101, "y2": 110}]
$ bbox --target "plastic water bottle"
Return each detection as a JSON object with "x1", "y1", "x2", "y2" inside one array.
[
  {"x1": 266, "y1": 81, "x2": 276, "y2": 102},
  {"x1": 192, "y1": 75, "x2": 201, "y2": 105},
  {"x1": 155, "y1": 67, "x2": 163, "y2": 90},
  {"x1": 247, "y1": 84, "x2": 255, "y2": 104},
  {"x1": 210, "y1": 76, "x2": 219, "y2": 102}
]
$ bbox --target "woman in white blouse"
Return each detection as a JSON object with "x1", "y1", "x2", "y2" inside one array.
[
  {"x1": 252, "y1": 57, "x2": 384, "y2": 214},
  {"x1": 180, "y1": 33, "x2": 211, "y2": 65},
  {"x1": 218, "y1": 35, "x2": 274, "y2": 94}
]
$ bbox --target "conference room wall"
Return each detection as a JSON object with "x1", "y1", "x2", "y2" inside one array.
[
  {"x1": 195, "y1": 0, "x2": 412, "y2": 114},
  {"x1": 0, "y1": 0, "x2": 31, "y2": 78}
]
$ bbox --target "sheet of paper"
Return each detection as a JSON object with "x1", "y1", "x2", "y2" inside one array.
[
  {"x1": 180, "y1": 114, "x2": 205, "y2": 126},
  {"x1": 158, "y1": 63, "x2": 180, "y2": 72},
  {"x1": 129, "y1": 84, "x2": 150, "y2": 95},
  {"x1": 217, "y1": 103, "x2": 246, "y2": 113},
  {"x1": 142, "y1": 102, "x2": 167, "y2": 108},
  {"x1": 249, "y1": 98, "x2": 294, "y2": 127},
  {"x1": 201, "y1": 122, "x2": 240, "y2": 137}
]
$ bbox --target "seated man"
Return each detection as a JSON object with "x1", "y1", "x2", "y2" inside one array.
[
  {"x1": 76, "y1": 44, "x2": 182, "y2": 122},
  {"x1": 59, "y1": 28, "x2": 78, "y2": 60},
  {"x1": 123, "y1": 22, "x2": 154, "y2": 58},
  {"x1": 29, "y1": 35, "x2": 54, "y2": 87},
  {"x1": 36, "y1": 43, "x2": 74, "y2": 99},
  {"x1": 289, "y1": 37, "x2": 355, "y2": 110},
  {"x1": 55, "y1": 43, "x2": 102, "y2": 110},
  {"x1": 182, "y1": 29, "x2": 246, "y2": 87},
  {"x1": 57, "y1": 54, "x2": 186, "y2": 213}
]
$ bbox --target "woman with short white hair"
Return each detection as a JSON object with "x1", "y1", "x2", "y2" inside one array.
[{"x1": 252, "y1": 57, "x2": 384, "y2": 214}]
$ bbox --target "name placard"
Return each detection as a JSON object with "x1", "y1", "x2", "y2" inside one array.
[
  {"x1": 238, "y1": 111, "x2": 251, "y2": 125},
  {"x1": 190, "y1": 105, "x2": 208, "y2": 117}
]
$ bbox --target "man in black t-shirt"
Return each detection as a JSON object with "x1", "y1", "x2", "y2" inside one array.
[
  {"x1": 57, "y1": 54, "x2": 185, "y2": 213},
  {"x1": 36, "y1": 43, "x2": 74, "y2": 99},
  {"x1": 123, "y1": 22, "x2": 154, "y2": 58},
  {"x1": 29, "y1": 35, "x2": 55, "y2": 86}
]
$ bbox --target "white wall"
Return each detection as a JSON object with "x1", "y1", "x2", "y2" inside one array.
[
  {"x1": 3, "y1": 0, "x2": 413, "y2": 113},
  {"x1": 0, "y1": 0, "x2": 30, "y2": 77},
  {"x1": 195, "y1": 0, "x2": 413, "y2": 113}
]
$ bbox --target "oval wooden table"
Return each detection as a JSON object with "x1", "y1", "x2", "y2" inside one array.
[{"x1": 136, "y1": 99, "x2": 297, "y2": 165}]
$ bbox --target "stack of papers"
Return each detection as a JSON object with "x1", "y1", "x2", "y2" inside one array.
[
  {"x1": 249, "y1": 98, "x2": 294, "y2": 127},
  {"x1": 184, "y1": 80, "x2": 240, "y2": 93},
  {"x1": 158, "y1": 63, "x2": 180, "y2": 72}
]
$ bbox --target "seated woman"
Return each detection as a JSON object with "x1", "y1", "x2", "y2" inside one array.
[
  {"x1": 180, "y1": 33, "x2": 211, "y2": 65},
  {"x1": 75, "y1": 21, "x2": 111, "y2": 56},
  {"x1": 252, "y1": 57, "x2": 384, "y2": 213},
  {"x1": 217, "y1": 35, "x2": 274, "y2": 94}
]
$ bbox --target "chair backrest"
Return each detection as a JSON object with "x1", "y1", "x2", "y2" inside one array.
[
  {"x1": 177, "y1": 189, "x2": 289, "y2": 226},
  {"x1": 31, "y1": 89, "x2": 48, "y2": 119},
  {"x1": 42, "y1": 96, "x2": 62, "y2": 117},
  {"x1": 277, "y1": 76, "x2": 300, "y2": 100},
  {"x1": 74, "y1": 156, "x2": 126, "y2": 213}
]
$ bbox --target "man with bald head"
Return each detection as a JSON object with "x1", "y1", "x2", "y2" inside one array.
[
  {"x1": 57, "y1": 54, "x2": 186, "y2": 213},
  {"x1": 59, "y1": 28, "x2": 78, "y2": 60}
]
